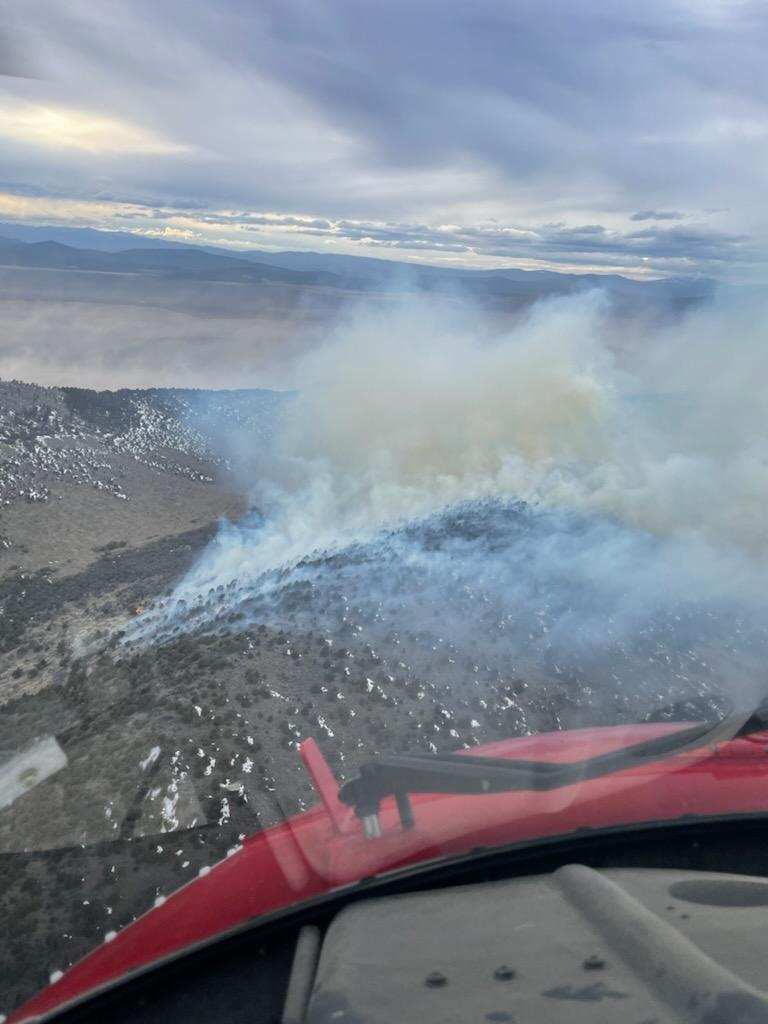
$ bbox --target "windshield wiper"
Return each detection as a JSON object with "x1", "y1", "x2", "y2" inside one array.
[{"x1": 338, "y1": 707, "x2": 759, "y2": 838}]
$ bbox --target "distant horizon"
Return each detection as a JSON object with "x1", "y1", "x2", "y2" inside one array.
[{"x1": 0, "y1": 218, "x2": 703, "y2": 283}]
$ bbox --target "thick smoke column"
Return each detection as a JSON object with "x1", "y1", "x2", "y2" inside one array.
[
  {"x1": 134, "y1": 288, "x2": 768, "y2": 711},
  {"x1": 169, "y1": 288, "x2": 768, "y2": 568}
]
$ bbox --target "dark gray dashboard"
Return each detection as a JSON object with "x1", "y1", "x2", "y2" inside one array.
[{"x1": 296, "y1": 865, "x2": 768, "y2": 1024}]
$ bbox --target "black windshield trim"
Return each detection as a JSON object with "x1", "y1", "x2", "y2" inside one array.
[{"x1": 338, "y1": 711, "x2": 754, "y2": 825}]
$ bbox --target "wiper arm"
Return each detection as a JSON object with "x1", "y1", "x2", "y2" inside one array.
[{"x1": 338, "y1": 709, "x2": 756, "y2": 839}]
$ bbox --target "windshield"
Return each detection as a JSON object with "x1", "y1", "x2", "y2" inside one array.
[{"x1": 2, "y1": 2, "x2": 768, "y2": 1020}]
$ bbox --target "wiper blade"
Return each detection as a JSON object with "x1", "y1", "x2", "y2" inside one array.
[{"x1": 339, "y1": 709, "x2": 755, "y2": 838}]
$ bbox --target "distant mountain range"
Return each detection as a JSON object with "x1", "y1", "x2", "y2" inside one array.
[
  {"x1": 0, "y1": 235, "x2": 340, "y2": 287},
  {"x1": 0, "y1": 221, "x2": 714, "y2": 308}
]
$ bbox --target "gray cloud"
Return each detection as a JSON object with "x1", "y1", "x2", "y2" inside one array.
[
  {"x1": 0, "y1": 0, "x2": 766, "y2": 275},
  {"x1": 630, "y1": 211, "x2": 685, "y2": 222},
  {"x1": 0, "y1": 8, "x2": 39, "y2": 80}
]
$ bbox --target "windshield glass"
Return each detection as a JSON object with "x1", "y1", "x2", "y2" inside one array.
[{"x1": 2, "y1": 2, "x2": 768, "y2": 1019}]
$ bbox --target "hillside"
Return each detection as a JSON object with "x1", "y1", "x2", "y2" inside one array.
[{"x1": 0, "y1": 380, "x2": 288, "y2": 580}]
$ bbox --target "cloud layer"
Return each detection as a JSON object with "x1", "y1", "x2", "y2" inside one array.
[{"x1": 0, "y1": 0, "x2": 766, "y2": 275}]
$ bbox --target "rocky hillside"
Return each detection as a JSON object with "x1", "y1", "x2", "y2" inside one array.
[
  {"x1": 0, "y1": 380, "x2": 288, "y2": 566},
  {"x1": 0, "y1": 379, "x2": 286, "y2": 508}
]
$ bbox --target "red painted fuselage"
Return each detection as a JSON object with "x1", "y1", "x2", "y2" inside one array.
[{"x1": 12, "y1": 722, "x2": 768, "y2": 1022}]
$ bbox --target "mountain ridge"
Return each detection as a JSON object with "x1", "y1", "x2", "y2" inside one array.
[{"x1": 0, "y1": 221, "x2": 713, "y2": 300}]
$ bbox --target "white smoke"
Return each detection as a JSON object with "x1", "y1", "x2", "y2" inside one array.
[
  {"x1": 171, "y1": 287, "x2": 768, "y2": 583},
  {"x1": 133, "y1": 286, "x2": 768, "y2": 705}
]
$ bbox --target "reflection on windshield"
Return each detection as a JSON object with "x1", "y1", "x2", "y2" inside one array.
[{"x1": 1, "y1": 736, "x2": 68, "y2": 815}]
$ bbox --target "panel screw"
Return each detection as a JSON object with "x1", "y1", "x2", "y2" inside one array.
[
  {"x1": 583, "y1": 955, "x2": 606, "y2": 970},
  {"x1": 425, "y1": 971, "x2": 448, "y2": 988},
  {"x1": 493, "y1": 965, "x2": 516, "y2": 981}
]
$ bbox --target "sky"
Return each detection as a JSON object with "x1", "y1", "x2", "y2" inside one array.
[{"x1": 0, "y1": 0, "x2": 766, "y2": 278}]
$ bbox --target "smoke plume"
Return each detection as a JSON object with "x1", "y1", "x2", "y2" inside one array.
[{"x1": 133, "y1": 288, "x2": 768, "y2": 712}]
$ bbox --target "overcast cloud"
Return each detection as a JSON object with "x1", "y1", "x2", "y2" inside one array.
[{"x1": 0, "y1": 0, "x2": 766, "y2": 277}]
